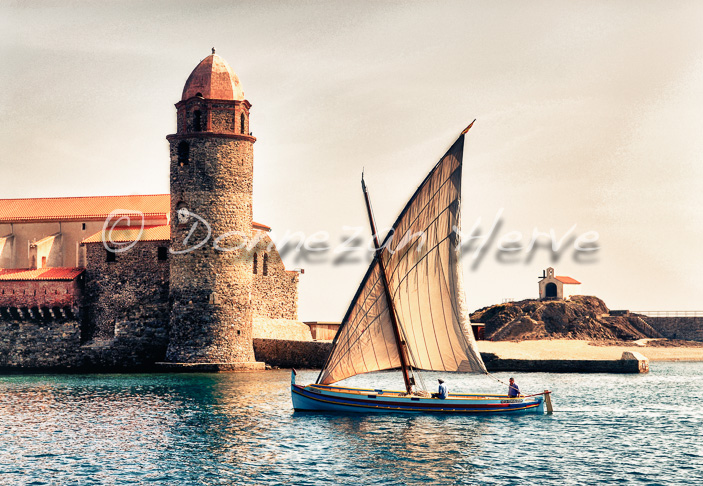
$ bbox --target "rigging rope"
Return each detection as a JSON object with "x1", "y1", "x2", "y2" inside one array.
[
  {"x1": 484, "y1": 370, "x2": 511, "y2": 388},
  {"x1": 484, "y1": 370, "x2": 532, "y2": 396}
]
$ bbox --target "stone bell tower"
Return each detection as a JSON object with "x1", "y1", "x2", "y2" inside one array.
[{"x1": 163, "y1": 49, "x2": 263, "y2": 370}]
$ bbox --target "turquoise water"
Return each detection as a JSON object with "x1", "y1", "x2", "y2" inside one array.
[{"x1": 1, "y1": 363, "x2": 701, "y2": 485}]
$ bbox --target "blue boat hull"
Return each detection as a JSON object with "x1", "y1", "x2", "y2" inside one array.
[{"x1": 291, "y1": 382, "x2": 546, "y2": 414}]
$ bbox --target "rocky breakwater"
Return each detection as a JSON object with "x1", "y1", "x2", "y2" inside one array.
[
  {"x1": 471, "y1": 296, "x2": 662, "y2": 341},
  {"x1": 472, "y1": 296, "x2": 657, "y2": 373}
]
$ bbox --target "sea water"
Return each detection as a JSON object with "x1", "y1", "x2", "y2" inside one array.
[{"x1": 0, "y1": 363, "x2": 701, "y2": 485}]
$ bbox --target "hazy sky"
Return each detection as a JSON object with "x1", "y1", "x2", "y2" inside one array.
[{"x1": 2, "y1": 1, "x2": 702, "y2": 320}]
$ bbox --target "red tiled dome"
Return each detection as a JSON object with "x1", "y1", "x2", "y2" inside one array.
[{"x1": 181, "y1": 51, "x2": 245, "y2": 101}]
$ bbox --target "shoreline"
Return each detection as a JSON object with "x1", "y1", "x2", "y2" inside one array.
[{"x1": 477, "y1": 339, "x2": 703, "y2": 362}]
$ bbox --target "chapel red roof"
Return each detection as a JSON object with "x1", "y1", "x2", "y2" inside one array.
[
  {"x1": 0, "y1": 194, "x2": 170, "y2": 223},
  {"x1": 0, "y1": 268, "x2": 85, "y2": 281},
  {"x1": 555, "y1": 276, "x2": 581, "y2": 285}
]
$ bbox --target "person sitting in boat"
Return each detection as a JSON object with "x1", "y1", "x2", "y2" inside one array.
[
  {"x1": 508, "y1": 377, "x2": 521, "y2": 397},
  {"x1": 432, "y1": 379, "x2": 448, "y2": 399}
]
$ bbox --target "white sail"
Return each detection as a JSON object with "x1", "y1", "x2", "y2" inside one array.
[
  {"x1": 318, "y1": 134, "x2": 485, "y2": 386},
  {"x1": 317, "y1": 260, "x2": 401, "y2": 385}
]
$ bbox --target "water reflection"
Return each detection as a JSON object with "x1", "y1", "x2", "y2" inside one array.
[
  {"x1": 288, "y1": 410, "x2": 491, "y2": 485},
  {"x1": 0, "y1": 365, "x2": 702, "y2": 485},
  {"x1": 154, "y1": 372, "x2": 291, "y2": 482}
]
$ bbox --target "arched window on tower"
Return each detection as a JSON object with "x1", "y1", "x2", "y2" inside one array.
[
  {"x1": 178, "y1": 141, "x2": 189, "y2": 166},
  {"x1": 194, "y1": 110, "x2": 202, "y2": 131},
  {"x1": 240, "y1": 113, "x2": 246, "y2": 134},
  {"x1": 253, "y1": 253, "x2": 258, "y2": 274},
  {"x1": 263, "y1": 253, "x2": 269, "y2": 276}
]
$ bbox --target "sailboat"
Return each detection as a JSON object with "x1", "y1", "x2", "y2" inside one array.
[{"x1": 292, "y1": 122, "x2": 552, "y2": 414}]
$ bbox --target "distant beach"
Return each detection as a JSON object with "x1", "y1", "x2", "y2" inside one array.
[{"x1": 477, "y1": 339, "x2": 703, "y2": 361}]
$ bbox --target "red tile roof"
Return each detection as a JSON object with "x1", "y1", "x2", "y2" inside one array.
[
  {"x1": 0, "y1": 194, "x2": 170, "y2": 223},
  {"x1": 555, "y1": 276, "x2": 581, "y2": 285},
  {"x1": 81, "y1": 225, "x2": 170, "y2": 244},
  {"x1": 253, "y1": 222, "x2": 271, "y2": 232},
  {"x1": 182, "y1": 53, "x2": 245, "y2": 101},
  {"x1": 0, "y1": 268, "x2": 85, "y2": 281},
  {"x1": 82, "y1": 221, "x2": 270, "y2": 244},
  {"x1": 0, "y1": 195, "x2": 273, "y2": 236}
]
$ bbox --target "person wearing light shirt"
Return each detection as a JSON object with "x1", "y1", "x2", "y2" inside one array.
[{"x1": 433, "y1": 379, "x2": 448, "y2": 399}]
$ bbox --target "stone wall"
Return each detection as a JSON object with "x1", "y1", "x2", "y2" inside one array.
[
  {"x1": 480, "y1": 352, "x2": 649, "y2": 373},
  {"x1": 210, "y1": 108, "x2": 235, "y2": 133},
  {"x1": 643, "y1": 317, "x2": 703, "y2": 341},
  {"x1": 0, "y1": 316, "x2": 169, "y2": 371},
  {"x1": 305, "y1": 322, "x2": 340, "y2": 341},
  {"x1": 253, "y1": 338, "x2": 331, "y2": 369},
  {"x1": 83, "y1": 240, "x2": 170, "y2": 342},
  {"x1": 80, "y1": 318, "x2": 169, "y2": 369},
  {"x1": 209, "y1": 102, "x2": 248, "y2": 134},
  {"x1": 209, "y1": 103, "x2": 249, "y2": 134},
  {"x1": 253, "y1": 317, "x2": 312, "y2": 341},
  {"x1": 0, "y1": 232, "x2": 300, "y2": 371},
  {"x1": 0, "y1": 240, "x2": 170, "y2": 370},
  {"x1": 251, "y1": 233, "x2": 299, "y2": 320},
  {"x1": 0, "y1": 277, "x2": 83, "y2": 308},
  {"x1": 0, "y1": 318, "x2": 83, "y2": 369}
]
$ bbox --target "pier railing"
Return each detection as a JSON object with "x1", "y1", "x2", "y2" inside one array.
[{"x1": 633, "y1": 311, "x2": 703, "y2": 317}]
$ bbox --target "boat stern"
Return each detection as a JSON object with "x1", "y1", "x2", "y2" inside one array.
[{"x1": 535, "y1": 396, "x2": 545, "y2": 414}]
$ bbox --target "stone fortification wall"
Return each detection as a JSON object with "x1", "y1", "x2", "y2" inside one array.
[
  {"x1": 83, "y1": 240, "x2": 170, "y2": 342},
  {"x1": 80, "y1": 318, "x2": 169, "y2": 369},
  {"x1": 0, "y1": 316, "x2": 168, "y2": 371},
  {"x1": 480, "y1": 352, "x2": 649, "y2": 373},
  {"x1": 253, "y1": 317, "x2": 312, "y2": 341},
  {"x1": 643, "y1": 317, "x2": 703, "y2": 341},
  {"x1": 1, "y1": 231, "x2": 299, "y2": 371},
  {"x1": 253, "y1": 338, "x2": 331, "y2": 369},
  {"x1": 251, "y1": 233, "x2": 298, "y2": 320},
  {"x1": 0, "y1": 277, "x2": 82, "y2": 308},
  {"x1": 0, "y1": 319, "x2": 83, "y2": 369},
  {"x1": 305, "y1": 322, "x2": 340, "y2": 341},
  {"x1": 0, "y1": 241, "x2": 170, "y2": 370}
]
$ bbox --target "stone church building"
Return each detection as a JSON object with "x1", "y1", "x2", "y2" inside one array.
[
  {"x1": 538, "y1": 267, "x2": 581, "y2": 300},
  {"x1": 0, "y1": 51, "x2": 301, "y2": 371}
]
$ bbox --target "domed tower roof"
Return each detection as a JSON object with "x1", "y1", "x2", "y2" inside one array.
[{"x1": 181, "y1": 48, "x2": 245, "y2": 101}]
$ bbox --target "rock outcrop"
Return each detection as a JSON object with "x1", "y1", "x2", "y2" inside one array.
[{"x1": 471, "y1": 296, "x2": 662, "y2": 341}]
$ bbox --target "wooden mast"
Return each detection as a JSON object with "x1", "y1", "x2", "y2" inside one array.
[{"x1": 361, "y1": 174, "x2": 414, "y2": 395}]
